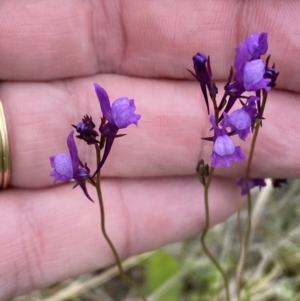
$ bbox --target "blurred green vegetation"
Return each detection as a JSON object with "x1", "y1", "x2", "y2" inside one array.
[{"x1": 144, "y1": 250, "x2": 181, "y2": 301}]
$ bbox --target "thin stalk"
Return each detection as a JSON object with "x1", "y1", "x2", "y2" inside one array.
[
  {"x1": 236, "y1": 210, "x2": 243, "y2": 246},
  {"x1": 235, "y1": 91, "x2": 268, "y2": 299},
  {"x1": 235, "y1": 209, "x2": 243, "y2": 301},
  {"x1": 94, "y1": 144, "x2": 147, "y2": 301},
  {"x1": 200, "y1": 167, "x2": 230, "y2": 301}
]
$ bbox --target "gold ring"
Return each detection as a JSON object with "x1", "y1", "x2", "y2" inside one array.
[{"x1": 0, "y1": 100, "x2": 10, "y2": 189}]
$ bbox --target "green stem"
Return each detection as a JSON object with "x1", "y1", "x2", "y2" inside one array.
[
  {"x1": 94, "y1": 144, "x2": 147, "y2": 301},
  {"x1": 200, "y1": 167, "x2": 230, "y2": 301},
  {"x1": 236, "y1": 91, "x2": 268, "y2": 299}
]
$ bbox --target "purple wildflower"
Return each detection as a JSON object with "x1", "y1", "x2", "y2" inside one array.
[
  {"x1": 234, "y1": 32, "x2": 268, "y2": 70},
  {"x1": 193, "y1": 52, "x2": 212, "y2": 85},
  {"x1": 245, "y1": 32, "x2": 268, "y2": 60},
  {"x1": 223, "y1": 96, "x2": 258, "y2": 140},
  {"x1": 50, "y1": 153, "x2": 73, "y2": 182},
  {"x1": 189, "y1": 52, "x2": 214, "y2": 114},
  {"x1": 234, "y1": 32, "x2": 270, "y2": 93},
  {"x1": 111, "y1": 97, "x2": 141, "y2": 128},
  {"x1": 223, "y1": 33, "x2": 270, "y2": 115},
  {"x1": 210, "y1": 115, "x2": 245, "y2": 168},
  {"x1": 93, "y1": 83, "x2": 141, "y2": 175},
  {"x1": 50, "y1": 131, "x2": 94, "y2": 202},
  {"x1": 243, "y1": 60, "x2": 271, "y2": 92},
  {"x1": 95, "y1": 83, "x2": 140, "y2": 129},
  {"x1": 237, "y1": 178, "x2": 266, "y2": 195}
]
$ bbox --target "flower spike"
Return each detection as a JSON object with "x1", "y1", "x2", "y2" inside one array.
[{"x1": 92, "y1": 83, "x2": 141, "y2": 177}]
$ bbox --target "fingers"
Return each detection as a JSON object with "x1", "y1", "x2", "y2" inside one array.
[
  {"x1": 0, "y1": 175, "x2": 242, "y2": 300},
  {"x1": 2, "y1": 75, "x2": 300, "y2": 188},
  {"x1": 0, "y1": 1, "x2": 299, "y2": 91}
]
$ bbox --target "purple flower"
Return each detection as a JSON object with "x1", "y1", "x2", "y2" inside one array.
[
  {"x1": 191, "y1": 52, "x2": 213, "y2": 114},
  {"x1": 210, "y1": 115, "x2": 245, "y2": 168},
  {"x1": 237, "y1": 178, "x2": 266, "y2": 195},
  {"x1": 93, "y1": 83, "x2": 141, "y2": 175},
  {"x1": 111, "y1": 97, "x2": 141, "y2": 128},
  {"x1": 50, "y1": 153, "x2": 73, "y2": 182},
  {"x1": 243, "y1": 60, "x2": 271, "y2": 92},
  {"x1": 234, "y1": 32, "x2": 268, "y2": 71},
  {"x1": 193, "y1": 52, "x2": 212, "y2": 85},
  {"x1": 224, "y1": 96, "x2": 258, "y2": 140},
  {"x1": 50, "y1": 131, "x2": 94, "y2": 202},
  {"x1": 233, "y1": 59, "x2": 271, "y2": 93},
  {"x1": 245, "y1": 32, "x2": 268, "y2": 60},
  {"x1": 233, "y1": 33, "x2": 270, "y2": 93},
  {"x1": 223, "y1": 33, "x2": 269, "y2": 116},
  {"x1": 95, "y1": 83, "x2": 141, "y2": 129}
]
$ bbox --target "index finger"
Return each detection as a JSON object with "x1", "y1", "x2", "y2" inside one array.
[{"x1": 0, "y1": 1, "x2": 298, "y2": 91}]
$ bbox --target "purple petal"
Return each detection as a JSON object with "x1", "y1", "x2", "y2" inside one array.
[
  {"x1": 243, "y1": 60, "x2": 271, "y2": 91},
  {"x1": 258, "y1": 32, "x2": 268, "y2": 55},
  {"x1": 245, "y1": 33, "x2": 261, "y2": 59},
  {"x1": 193, "y1": 52, "x2": 211, "y2": 84},
  {"x1": 237, "y1": 178, "x2": 266, "y2": 195},
  {"x1": 229, "y1": 109, "x2": 251, "y2": 130},
  {"x1": 100, "y1": 122, "x2": 119, "y2": 136},
  {"x1": 94, "y1": 83, "x2": 114, "y2": 124},
  {"x1": 111, "y1": 97, "x2": 141, "y2": 128},
  {"x1": 213, "y1": 135, "x2": 235, "y2": 156},
  {"x1": 244, "y1": 32, "x2": 268, "y2": 60},
  {"x1": 49, "y1": 153, "x2": 73, "y2": 182},
  {"x1": 212, "y1": 145, "x2": 245, "y2": 168},
  {"x1": 237, "y1": 128, "x2": 250, "y2": 141},
  {"x1": 193, "y1": 52, "x2": 207, "y2": 69},
  {"x1": 67, "y1": 131, "x2": 80, "y2": 173},
  {"x1": 234, "y1": 43, "x2": 250, "y2": 86},
  {"x1": 227, "y1": 110, "x2": 251, "y2": 141}
]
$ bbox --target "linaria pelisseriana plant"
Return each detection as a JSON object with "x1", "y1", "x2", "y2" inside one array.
[
  {"x1": 190, "y1": 32, "x2": 284, "y2": 300},
  {"x1": 49, "y1": 33, "x2": 287, "y2": 301},
  {"x1": 49, "y1": 84, "x2": 146, "y2": 300}
]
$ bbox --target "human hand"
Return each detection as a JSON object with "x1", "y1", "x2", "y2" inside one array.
[{"x1": 1, "y1": 1, "x2": 299, "y2": 299}]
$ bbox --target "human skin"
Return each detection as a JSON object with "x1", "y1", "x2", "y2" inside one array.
[{"x1": 0, "y1": 0, "x2": 300, "y2": 299}]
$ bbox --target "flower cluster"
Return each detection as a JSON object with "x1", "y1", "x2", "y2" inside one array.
[
  {"x1": 49, "y1": 84, "x2": 141, "y2": 201},
  {"x1": 193, "y1": 32, "x2": 280, "y2": 194}
]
